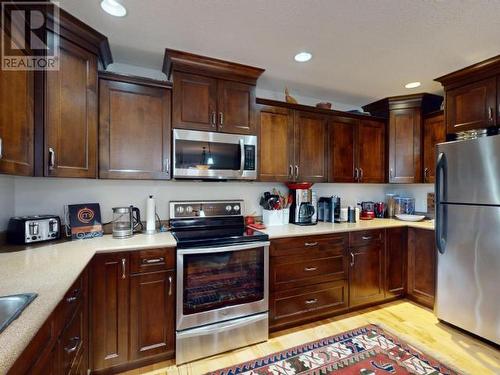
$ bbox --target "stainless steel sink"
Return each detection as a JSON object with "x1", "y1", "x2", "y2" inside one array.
[{"x1": 0, "y1": 293, "x2": 37, "y2": 334}]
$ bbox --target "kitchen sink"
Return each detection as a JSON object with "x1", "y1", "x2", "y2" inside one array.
[{"x1": 0, "y1": 293, "x2": 37, "y2": 334}]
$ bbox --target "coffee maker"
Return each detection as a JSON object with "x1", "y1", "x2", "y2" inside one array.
[{"x1": 289, "y1": 188, "x2": 317, "y2": 225}]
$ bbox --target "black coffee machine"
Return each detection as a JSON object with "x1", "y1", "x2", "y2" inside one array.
[{"x1": 289, "y1": 188, "x2": 317, "y2": 225}]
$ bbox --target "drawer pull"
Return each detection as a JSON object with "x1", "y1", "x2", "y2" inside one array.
[
  {"x1": 305, "y1": 298, "x2": 318, "y2": 305},
  {"x1": 304, "y1": 242, "x2": 318, "y2": 247},
  {"x1": 304, "y1": 267, "x2": 318, "y2": 272},
  {"x1": 64, "y1": 336, "x2": 80, "y2": 353},
  {"x1": 361, "y1": 235, "x2": 373, "y2": 240},
  {"x1": 65, "y1": 289, "x2": 80, "y2": 303},
  {"x1": 142, "y1": 257, "x2": 164, "y2": 265}
]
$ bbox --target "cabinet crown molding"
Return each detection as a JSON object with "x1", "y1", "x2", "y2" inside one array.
[
  {"x1": 163, "y1": 48, "x2": 265, "y2": 84},
  {"x1": 362, "y1": 93, "x2": 443, "y2": 118},
  {"x1": 435, "y1": 54, "x2": 500, "y2": 89}
]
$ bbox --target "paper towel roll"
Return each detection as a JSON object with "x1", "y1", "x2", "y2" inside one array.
[{"x1": 146, "y1": 195, "x2": 156, "y2": 234}]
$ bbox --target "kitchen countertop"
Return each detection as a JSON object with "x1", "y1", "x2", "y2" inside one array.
[
  {"x1": 0, "y1": 218, "x2": 433, "y2": 374},
  {"x1": 0, "y1": 232, "x2": 177, "y2": 375}
]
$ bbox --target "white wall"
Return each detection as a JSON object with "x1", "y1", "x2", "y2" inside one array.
[
  {"x1": 11, "y1": 177, "x2": 433, "y2": 226},
  {"x1": 0, "y1": 175, "x2": 15, "y2": 231}
]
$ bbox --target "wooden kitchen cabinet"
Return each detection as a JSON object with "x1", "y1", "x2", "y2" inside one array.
[
  {"x1": 45, "y1": 35, "x2": 98, "y2": 178},
  {"x1": 0, "y1": 30, "x2": 34, "y2": 176},
  {"x1": 164, "y1": 49, "x2": 264, "y2": 135},
  {"x1": 385, "y1": 227, "x2": 407, "y2": 298},
  {"x1": 422, "y1": 111, "x2": 446, "y2": 183},
  {"x1": 258, "y1": 105, "x2": 295, "y2": 181},
  {"x1": 357, "y1": 119, "x2": 386, "y2": 183},
  {"x1": 407, "y1": 228, "x2": 436, "y2": 308},
  {"x1": 349, "y1": 230, "x2": 385, "y2": 307},
  {"x1": 99, "y1": 73, "x2": 172, "y2": 179}
]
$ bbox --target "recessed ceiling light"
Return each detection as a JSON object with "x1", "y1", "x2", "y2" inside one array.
[
  {"x1": 101, "y1": 0, "x2": 127, "y2": 17},
  {"x1": 294, "y1": 52, "x2": 312, "y2": 62},
  {"x1": 405, "y1": 81, "x2": 421, "y2": 89}
]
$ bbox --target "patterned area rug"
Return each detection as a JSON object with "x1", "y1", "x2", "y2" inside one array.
[{"x1": 208, "y1": 324, "x2": 459, "y2": 375}]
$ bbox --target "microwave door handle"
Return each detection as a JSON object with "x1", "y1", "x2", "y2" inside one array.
[{"x1": 239, "y1": 139, "x2": 245, "y2": 175}]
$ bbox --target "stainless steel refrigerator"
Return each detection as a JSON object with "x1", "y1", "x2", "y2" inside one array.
[{"x1": 435, "y1": 134, "x2": 499, "y2": 344}]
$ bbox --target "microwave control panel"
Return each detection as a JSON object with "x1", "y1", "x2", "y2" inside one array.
[{"x1": 244, "y1": 145, "x2": 256, "y2": 170}]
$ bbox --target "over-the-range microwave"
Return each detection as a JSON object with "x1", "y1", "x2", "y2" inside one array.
[{"x1": 173, "y1": 129, "x2": 257, "y2": 180}]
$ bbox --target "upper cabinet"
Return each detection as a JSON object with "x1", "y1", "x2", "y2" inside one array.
[
  {"x1": 435, "y1": 55, "x2": 500, "y2": 134},
  {"x1": 164, "y1": 49, "x2": 264, "y2": 135},
  {"x1": 99, "y1": 72, "x2": 172, "y2": 180},
  {"x1": 363, "y1": 94, "x2": 443, "y2": 184},
  {"x1": 0, "y1": 30, "x2": 34, "y2": 176},
  {"x1": 328, "y1": 118, "x2": 385, "y2": 183},
  {"x1": 422, "y1": 111, "x2": 445, "y2": 183}
]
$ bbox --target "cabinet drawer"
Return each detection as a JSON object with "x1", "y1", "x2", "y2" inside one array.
[
  {"x1": 271, "y1": 280, "x2": 347, "y2": 328},
  {"x1": 350, "y1": 229, "x2": 384, "y2": 247},
  {"x1": 60, "y1": 304, "x2": 85, "y2": 375},
  {"x1": 271, "y1": 254, "x2": 346, "y2": 291},
  {"x1": 271, "y1": 233, "x2": 348, "y2": 257},
  {"x1": 61, "y1": 274, "x2": 84, "y2": 326},
  {"x1": 130, "y1": 248, "x2": 175, "y2": 274}
]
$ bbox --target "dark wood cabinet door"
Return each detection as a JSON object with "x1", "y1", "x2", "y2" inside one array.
[
  {"x1": 388, "y1": 108, "x2": 421, "y2": 183},
  {"x1": 99, "y1": 79, "x2": 171, "y2": 179},
  {"x1": 172, "y1": 72, "x2": 217, "y2": 131},
  {"x1": 0, "y1": 31, "x2": 34, "y2": 176},
  {"x1": 218, "y1": 80, "x2": 256, "y2": 134},
  {"x1": 423, "y1": 113, "x2": 446, "y2": 183},
  {"x1": 407, "y1": 228, "x2": 436, "y2": 308},
  {"x1": 357, "y1": 119, "x2": 386, "y2": 183},
  {"x1": 294, "y1": 111, "x2": 328, "y2": 182},
  {"x1": 91, "y1": 253, "x2": 129, "y2": 371},
  {"x1": 258, "y1": 105, "x2": 294, "y2": 181},
  {"x1": 31, "y1": 345, "x2": 59, "y2": 375},
  {"x1": 349, "y1": 243, "x2": 385, "y2": 307},
  {"x1": 45, "y1": 36, "x2": 97, "y2": 178},
  {"x1": 130, "y1": 270, "x2": 175, "y2": 360},
  {"x1": 385, "y1": 227, "x2": 407, "y2": 298},
  {"x1": 328, "y1": 119, "x2": 357, "y2": 182},
  {"x1": 446, "y1": 77, "x2": 497, "y2": 133}
]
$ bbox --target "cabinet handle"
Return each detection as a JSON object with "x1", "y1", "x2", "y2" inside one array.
[
  {"x1": 289, "y1": 164, "x2": 293, "y2": 178},
  {"x1": 168, "y1": 276, "x2": 173, "y2": 296},
  {"x1": 48, "y1": 147, "x2": 55, "y2": 170},
  {"x1": 304, "y1": 242, "x2": 318, "y2": 247},
  {"x1": 64, "y1": 336, "x2": 80, "y2": 353},
  {"x1": 164, "y1": 158, "x2": 170, "y2": 174},
  {"x1": 350, "y1": 252, "x2": 355, "y2": 266},
  {"x1": 65, "y1": 288, "x2": 80, "y2": 303},
  {"x1": 488, "y1": 107, "x2": 494, "y2": 122},
  {"x1": 359, "y1": 168, "x2": 363, "y2": 182},
  {"x1": 304, "y1": 266, "x2": 318, "y2": 272},
  {"x1": 121, "y1": 258, "x2": 126, "y2": 279},
  {"x1": 361, "y1": 235, "x2": 373, "y2": 241},
  {"x1": 0, "y1": 137, "x2": 3, "y2": 159},
  {"x1": 389, "y1": 168, "x2": 394, "y2": 179},
  {"x1": 424, "y1": 167, "x2": 429, "y2": 182},
  {"x1": 295, "y1": 165, "x2": 299, "y2": 179},
  {"x1": 211, "y1": 112, "x2": 217, "y2": 127},
  {"x1": 354, "y1": 168, "x2": 359, "y2": 181},
  {"x1": 305, "y1": 298, "x2": 318, "y2": 305},
  {"x1": 219, "y1": 112, "x2": 224, "y2": 126},
  {"x1": 142, "y1": 257, "x2": 164, "y2": 265}
]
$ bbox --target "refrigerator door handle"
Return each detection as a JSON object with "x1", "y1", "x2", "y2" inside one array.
[{"x1": 436, "y1": 152, "x2": 448, "y2": 254}]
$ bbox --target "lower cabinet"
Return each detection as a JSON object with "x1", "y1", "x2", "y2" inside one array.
[
  {"x1": 407, "y1": 228, "x2": 436, "y2": 308},
  {"x1": 385, "y1": 227, "x2": 407, "y2": 298},
  {"x1": 90, "y1": 248, "x2": 175, "y2": 373},
  {"x1": 349, "y1": 230, "x2": 385, "y2": 307}
]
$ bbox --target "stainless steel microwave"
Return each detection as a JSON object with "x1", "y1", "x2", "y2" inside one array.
[{"x1": 173, "y1": 129, "x2": 257, "y2": 180}]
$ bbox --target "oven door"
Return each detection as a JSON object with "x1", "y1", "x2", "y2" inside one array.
[
  {"x1": 176, "y1": 241, "x2": 269, "y2": 331},
  {"x1": 173, "y1": 129, "x2": 257, "y2": 180}
]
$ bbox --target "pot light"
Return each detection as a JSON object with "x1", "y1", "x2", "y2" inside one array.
[
  {"x1": 294, "y1": 52, "x2": 312, "y2": 62},
  {"x1": 405, "y1": 81, "x2": 421, "y2": 89},
  {"x1": 101, "y1": 0, "x2": 127, "y2": 17}
]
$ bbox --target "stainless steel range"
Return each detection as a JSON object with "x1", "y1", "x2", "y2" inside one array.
[{"x1": 169, "y1": 200, "x2": 270, "y2": 364}]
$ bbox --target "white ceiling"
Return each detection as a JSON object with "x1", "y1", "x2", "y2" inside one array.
[{"x1": 59, "y1": 0, "x2": 500, "y2": 106}]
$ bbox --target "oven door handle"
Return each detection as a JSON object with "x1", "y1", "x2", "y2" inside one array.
[
  {"x1": 239, "y1": 139, "x2": 245, "y2": 176},
  {"x1": 177, "y1": 241, "x2": 270, "y2": 255}
]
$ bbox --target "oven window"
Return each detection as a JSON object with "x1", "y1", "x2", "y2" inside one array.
[
  {"x1": 175, "y1": 140, "x2": 240, "y2": 170},
  {"x1": 183, "y1": 248, "x2": 264, "y2": 315}
]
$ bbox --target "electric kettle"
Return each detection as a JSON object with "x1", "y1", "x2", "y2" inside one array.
[{"x1": 112, "y1": 206, "x2": 143, "y2": 238}]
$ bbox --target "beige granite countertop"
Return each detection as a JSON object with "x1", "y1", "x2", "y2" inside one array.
[
  {"x1": 0, "y1": 218, "x2": 433, "y2": 374},
  {"x1": 263, "y1": 218, "x2": 434, "y2": 239},
  {"x1": 0, "y1": 232, "x2": 176, "y2": 375}
]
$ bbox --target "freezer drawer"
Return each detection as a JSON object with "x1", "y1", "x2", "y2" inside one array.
[{"x1": 435, "y1": 204, "x2": 500, "y2": 344}]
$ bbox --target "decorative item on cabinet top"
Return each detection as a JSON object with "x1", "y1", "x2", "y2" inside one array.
[{"x1": 284, "y1": 87, "x2": 298, "y2": 104}]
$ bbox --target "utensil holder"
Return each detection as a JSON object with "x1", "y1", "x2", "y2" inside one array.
[{"x1": 263, "y1": 209, "x2": 285, "y2": 226}]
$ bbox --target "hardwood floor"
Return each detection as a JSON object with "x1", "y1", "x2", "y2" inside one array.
[{"x1": 120, "y1": 300, "x2": 500, "y2": 375}]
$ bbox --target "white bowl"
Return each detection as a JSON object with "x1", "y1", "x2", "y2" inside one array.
[{"x1": 395, "y1": 214, "x2": 426, "y2": 222}]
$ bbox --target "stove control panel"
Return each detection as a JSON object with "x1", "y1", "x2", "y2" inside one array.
[{"x1": 170, "y1": 200, "x2": 244, "y2": 219}]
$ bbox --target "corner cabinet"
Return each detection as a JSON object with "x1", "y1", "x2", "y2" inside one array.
[
  {"x1": 385, "y1": 227, "x2": 407, "y2": 298},
  {"x1": 99, "y1": 73, "x2": 172, "y2": 180},
  {"x1": 164, "y1": 49, "x2": 264, "y2": 135}
]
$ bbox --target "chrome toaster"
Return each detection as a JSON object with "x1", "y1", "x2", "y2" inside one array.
[{"x1": 7, "y1": 215, "x2": 61, "y2": 244}]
